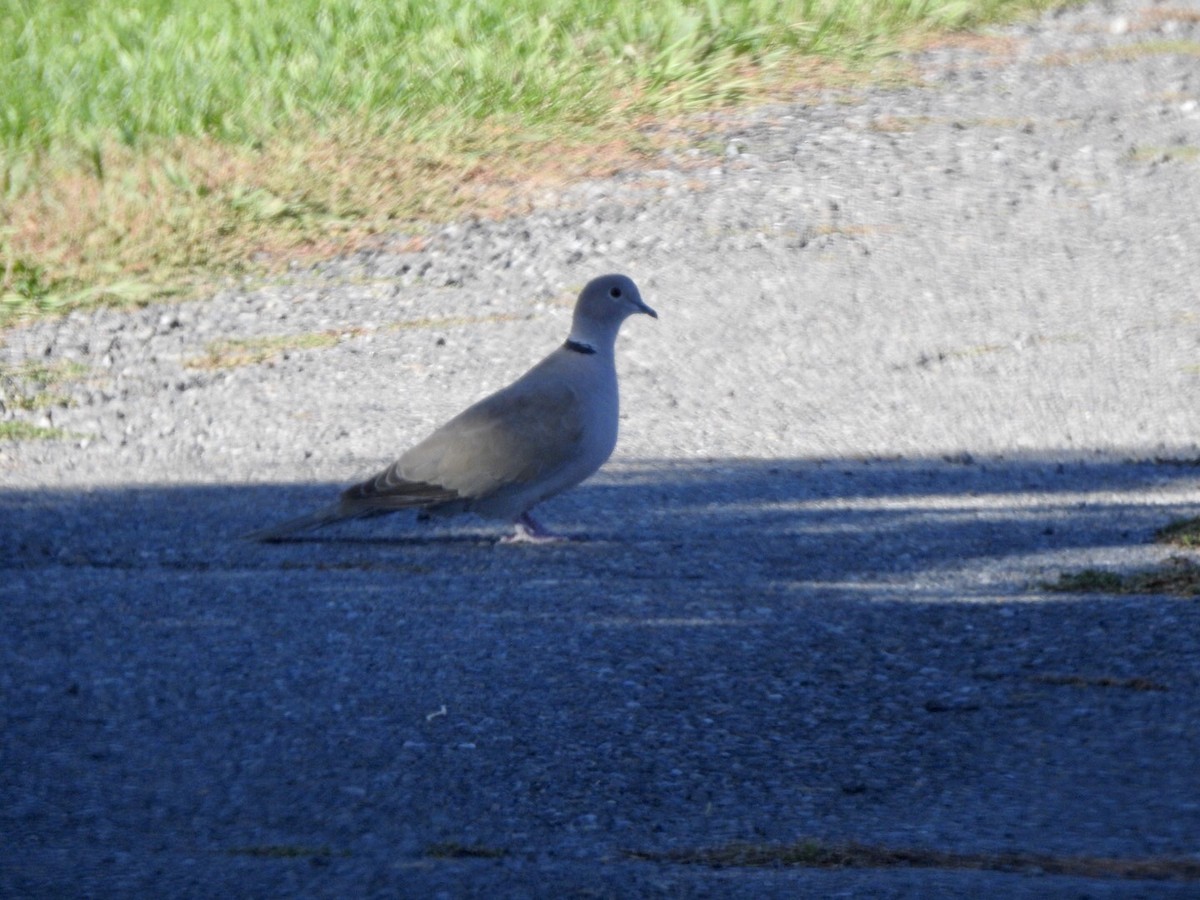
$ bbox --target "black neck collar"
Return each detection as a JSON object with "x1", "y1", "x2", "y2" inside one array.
[{"x1": 564, "y1": 339, "x2": 596, "y2": 355}]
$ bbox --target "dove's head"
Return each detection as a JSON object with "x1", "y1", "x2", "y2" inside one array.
[{"x1": 570, "y1": 274, "x2": 656, "y2": 347}]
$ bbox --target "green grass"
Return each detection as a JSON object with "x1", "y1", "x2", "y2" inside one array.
[
  {"x1": 3, "y1": 0, "x2": 1055, "y2": 148},
  {"x1": 1, "y1": 0, "x2": 1066, "y2": 326}
]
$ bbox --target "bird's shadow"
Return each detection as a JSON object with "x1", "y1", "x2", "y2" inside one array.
[{"x1": 3, "y1": 454, "x2": 1197, "y2": 589}]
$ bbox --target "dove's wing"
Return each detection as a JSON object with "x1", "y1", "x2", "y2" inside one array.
[{"x1": 342, "y1": 373, "x2": 585, "y2": 508}]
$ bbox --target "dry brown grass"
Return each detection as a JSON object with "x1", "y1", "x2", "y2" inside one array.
[
  {"x1": 2, "y1": 122, "x2": 672, "y2": 325},
  {"x1": 1136, "y1": 8, "x2": 1200, "y2": 29},
  {"x1": 1042, "y1": 38, "x2": 1200, "y2": 66},
  {"x1": 188, "y1": 332, "x2": 350, "y2": 370},
  {"x1": 0, "y1": 48, "x2": 935, "y2": 331},
  {"x1": 920, "y1": 32, "x2": 1022, "y2": 55},
  {"x1": 184, "y1": 312, "x2": 525, "y2": 370}
]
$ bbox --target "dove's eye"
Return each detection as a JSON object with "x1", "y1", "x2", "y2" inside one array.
[{"x1": 609, "y1": 286, "x2": 622, "y2": 298}]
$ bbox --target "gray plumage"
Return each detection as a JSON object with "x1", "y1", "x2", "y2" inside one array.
[{"x1": 248, "y1": 273, "x2": 656, "y2": 543}]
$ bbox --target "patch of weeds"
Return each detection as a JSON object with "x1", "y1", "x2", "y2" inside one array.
[
  {"x1": 812, "y1": 223, "x2": 882, "y2": 238},
  {"x1": 3, "y1": 258, "x2": 53, "y2": 300},
  {"x1": 1126, "y1": 145, "x2": 1200, "y2": 164},
  {"x1": 11, "y1": 360, "x2": 89, "y2": 384},
  {"x1": 188, "y1": 331, "x2": 352, "y2": 369},
  {"x1": 0, "y1": 259, "x2": 76, "y2": 327},
  {"x1": 950, "y1": 116, "x2": 1031, "y2": 130},
  {"x1": 870, "y1": 115, "x2": 934, "y2": 132},
  {"x1": 1042, "y1": 569, "x2": 1125, "y2": 593},
  {"x1": 915, "y1": 32, "x2": 1022, "y2": 58},
  {"x1": 187, "y1": 314, "x2": 521, "y2": 369},
  {"x1": 0, "y1": 421, "x2": 70, "y2": 441},
  {"x1": 1029, "y1": 673, "x2": 1168, "y2": 691},
  {"x1": 227, "y1": 845, "x2": 346, "y2": 859},
  {"x1": 1156, "y1": 517, "x2": 1200, "y2": 548},
  {"x1": 0, "y1": 359, "x2": 88, "y2": 410},
  {"x1": 872, "y1": 115, "x2": 1041, "y2": 133},
  {"x1": 1, "y1": 251, "x2": 177, "y2": 328},
  {"x1": 425, "y1": 842, "x2": 507, "y2": 860},
  {"x1": 625, "y1": 839, "x2": 1200, "y2": 881},
  {"x1": 910, "y1": 334, "x2": 1085, "y2": 370},
  {"x1": 784, "y1": 221, "x2": 889, "y2": 249},
  {"x1": 914, "y1": 344, "x2": 1004, "y2": 368},
  {"x1": 1044, "y1": 39, "x2": 1200, "y2": 65},
  {"x1": 6, "y1": 391, "x2": 61, "y2": 412},
  {"x1": 1127, "y1": 557, "x2": 1200, "y2": 595},
  {"x1": 1041, "y1": 557, "x2": 1200, "y2": 597},
  {"x1": 1137, "y1": 8, "x2": 1200, "y2": 29},
  {"x1": 386, "y1": 313, "x2": 523, "y2": 332}
]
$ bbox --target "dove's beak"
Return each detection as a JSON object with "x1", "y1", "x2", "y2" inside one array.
[{"x1": 637, "y1": 299, "x2": 658, "y2": 319}]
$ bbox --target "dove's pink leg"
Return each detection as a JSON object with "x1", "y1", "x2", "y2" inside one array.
[{"x1": 502, "y1": 512, "x2": 566, "y2": 544}]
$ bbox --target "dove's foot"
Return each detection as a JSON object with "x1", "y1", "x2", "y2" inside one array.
[{"x1": 502, "y1": 513, "x2": 568, "y2": 544}]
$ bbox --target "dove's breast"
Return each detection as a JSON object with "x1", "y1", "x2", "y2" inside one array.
[{"x1": 467, "y1": 344, "x2": 620, "y2": 521}]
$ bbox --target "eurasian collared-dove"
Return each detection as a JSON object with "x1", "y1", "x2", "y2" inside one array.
[{"x1": 249, "y1": 273, "x2": 656, "y2": 543}]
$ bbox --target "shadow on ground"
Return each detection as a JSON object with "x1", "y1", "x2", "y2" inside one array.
[
  {"x1": 2, "y1": 455, "x2": 1199, "y2": 897},
  {"x1": 2, "y1": 454, "x2": 1198, "y2": 579}
]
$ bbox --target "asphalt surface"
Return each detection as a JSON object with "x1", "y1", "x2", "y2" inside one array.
[{"x1": 3, "y1": 0, "x2": 1200, "y2": 896}]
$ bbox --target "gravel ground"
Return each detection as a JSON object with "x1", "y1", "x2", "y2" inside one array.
[{"x1": 3, "y1": 0, "x2": 1200, "y2": 896}]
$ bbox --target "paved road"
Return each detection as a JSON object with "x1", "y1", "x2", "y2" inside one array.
[{"x1": 3, "y1": 0, "x2": 1199, "y2": 896}]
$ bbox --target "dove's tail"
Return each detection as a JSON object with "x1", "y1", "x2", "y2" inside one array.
[
  {"x1": 246, "y1": 473, "x2": 460, "y2": 542},
  {"x1": 243, "y1": 502, "x2": 360, "y2": 542}
]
